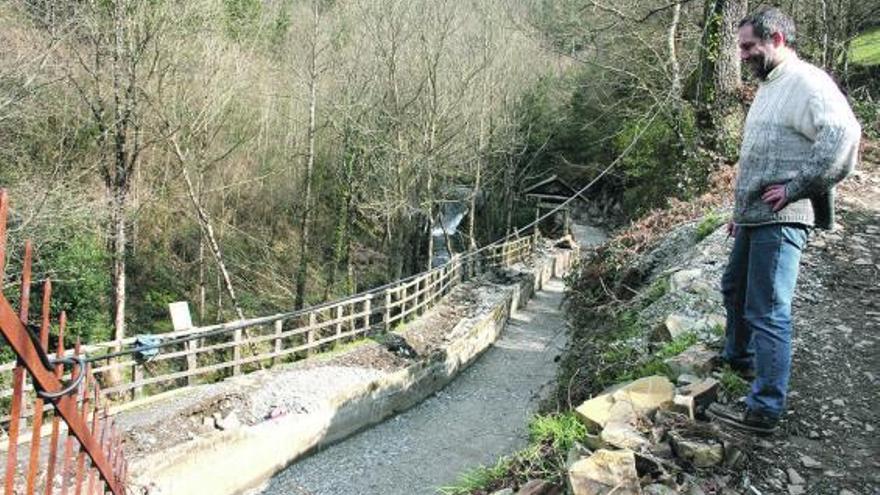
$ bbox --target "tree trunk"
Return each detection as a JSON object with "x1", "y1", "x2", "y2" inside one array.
[
  {"x1": 668, "y1": 1, "x2": 682, "y2": 99},
  {"x1": 197, "y1": 171, "x2": 206, "y2": 323},
  {"x1": 111, "y1": 194, "x2": 126, "y2": 345},
  {"x1": 110, "y1": 0, "x2": 130, "y2": 350},
  {"x1": 695, "y1": 0, "x2": 748, "y2": 162},
  {"x1": 295, "y1": 2, "x2": 320, "y2": 310}
]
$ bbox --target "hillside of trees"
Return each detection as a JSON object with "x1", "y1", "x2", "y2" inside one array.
[{"x1": 0, "y1": 0, "x2": 876, "y2": 348}]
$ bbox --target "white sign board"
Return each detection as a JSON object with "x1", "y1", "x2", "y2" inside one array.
[{"x1": 169, "y1": 301, "x2": 193, "y2": 331}]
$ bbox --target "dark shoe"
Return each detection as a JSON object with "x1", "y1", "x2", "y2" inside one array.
[{"x1": 707, "y1": 402, "x2": 778, "y2": 436}]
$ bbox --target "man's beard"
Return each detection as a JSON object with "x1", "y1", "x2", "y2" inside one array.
[{"x1": 746, "y1": 53, "x2": 775, "y2": 80}]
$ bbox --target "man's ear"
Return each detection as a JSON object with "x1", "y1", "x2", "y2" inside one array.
[{"x1": 771, "y1": 31, "x2": 786, "y2": 48}]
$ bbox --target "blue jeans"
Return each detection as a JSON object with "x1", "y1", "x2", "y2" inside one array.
[{"x1": 721, "y1": 224, "x2": 808, "y2": 418}]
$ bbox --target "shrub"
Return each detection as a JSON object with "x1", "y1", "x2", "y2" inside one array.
[{"x1": 39, "y1": 232, "x2": 112, "y2": 344}]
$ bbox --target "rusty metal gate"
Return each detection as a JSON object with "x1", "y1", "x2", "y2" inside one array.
[{"x1": 0, "y1": 189, "x2": 126, "y2": 495}]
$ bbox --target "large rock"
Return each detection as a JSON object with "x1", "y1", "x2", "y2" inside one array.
[
  {"x1": 566, "y1": 442, "x2": 592, "y2": 469},
  {"x1": 600, "y1": 401, "x2": 650, "y2": 450},
  {"x1": 611, "y1": 376, "x2": 675, "y2": 415},
  {"x1": 576, "y1": 377, "x2": 673, "y2": 430},
  {"x1": 671, "y1": 378, "x2": 719, "y2": 419},
  {"x1": 669, "y1": 433, "x2": 724, "y2": 467},
  {"x1": 664, "y1": 345, "x2": 717, "y2": 378},
  {"x1": 583, "y1": 431, "x2": 609, "y2": 451},
  {"x1": 568, "y1": 449, "x2": 641, "y2": 495},
  {"x1": 575, "y1": 393, "x2": 618, "y2": 430}
]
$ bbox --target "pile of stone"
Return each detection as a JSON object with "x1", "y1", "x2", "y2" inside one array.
[{"x1": 562, "y1": 368, "x2": 742, "y2": 495}]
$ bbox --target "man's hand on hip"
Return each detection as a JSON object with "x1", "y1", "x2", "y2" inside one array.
[{"x1": 762, "y1": 184, "x2": 788, "y2": 212}]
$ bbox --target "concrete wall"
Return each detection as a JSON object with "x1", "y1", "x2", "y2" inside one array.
[{"x1": 131, "y1": 247, "x2": 574, "y2": 495}]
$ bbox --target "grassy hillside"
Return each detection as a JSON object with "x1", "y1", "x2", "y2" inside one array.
[{"x1": 851, "y1": 28, "x2": 880, "y2": 66}]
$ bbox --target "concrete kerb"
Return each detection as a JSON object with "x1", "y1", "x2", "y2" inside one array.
[{"x1": 130, "y1": 247, "x2": 575, "y2": 495}]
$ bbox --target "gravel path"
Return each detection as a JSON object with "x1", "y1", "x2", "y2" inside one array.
[{"x1": 257, "y1": 278, "x2": 570, "y2": 495}]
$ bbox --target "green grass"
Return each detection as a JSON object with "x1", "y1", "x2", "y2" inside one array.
[
  {"x1": 851, "y1": 28, "x2": 880, "y2": 66},
  {"x1": 438, "y1": 456, "x2": 512, "y2": 495},
  {"x1": 656, "y1": 332, "x2": 699, "y2": 359},
  {"x1": 719, "y1": 366, "x2": 749, "y2": 397},
  {"x1": 528, "y1": 412, "x2": 589, "y2": 451},
  {"x1": 695, "y1": 211, "x2": 725, "y2": 241},
  {"x1": 642, "y1": 276, "x2": 669, "y2": 307}
]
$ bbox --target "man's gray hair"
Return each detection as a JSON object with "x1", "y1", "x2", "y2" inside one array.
[{"x1": 739, "y1": 7, "x2": 797, "y2": 47}]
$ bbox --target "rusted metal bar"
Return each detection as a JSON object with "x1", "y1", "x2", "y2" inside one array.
[
  {"x1": 5, "y1": 367, "x2": 24, "y2": 495},
  {"x1": 73, "y1": 361, "x2": 91, "y2": 495},
  {"x1": 45, "y1": 312, "x2": 68, "y2": 495},
  {"x1": 0, "y1": 189, "x2": 7, "y2": 281},
  {"x1": 4, "y1": 240, "x2": 32, "y2": 495},
  {"x1": 85, "y1": 385, "x2": 101, "y2": 495},
  {"x1": 26, "y1": 280, "x2": 52, "y2": 495},
  {"x1": 59, "y1": 441, "x2": 75, "y2": 495}
]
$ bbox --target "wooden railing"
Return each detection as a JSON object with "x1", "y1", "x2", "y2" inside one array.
[{"x1": 2, "y1": 234, "x2": 543, "y2": 423}]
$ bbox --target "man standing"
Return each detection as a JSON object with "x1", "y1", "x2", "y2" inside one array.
[{"x1": 707, "y1": 8, "x2": 861, "y2": 435}]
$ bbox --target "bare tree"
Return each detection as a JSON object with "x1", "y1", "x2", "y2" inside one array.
[{"x1": 58, "y1": 0, "x2": 169, "y2": 347}]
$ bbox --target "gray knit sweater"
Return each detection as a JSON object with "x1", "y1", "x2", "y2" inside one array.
[{"x1": 734, "y1": 56, "x2": 861, "y2": 229}]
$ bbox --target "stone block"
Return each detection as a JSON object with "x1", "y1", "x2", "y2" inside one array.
[
  {"x1": 600, "y1": 400, "x2": 651, "y2": 451},
  {"x1": 583, "y1": 432, "x2": 609, "y2": 451},
  {"x1": 669, "y1": 433, "x2": 724, "y2": 467},
  {"x1": 575, "y1": 393, "x2": 617, "y2": 430},
  {"x1": 611, "y1": 376, "x2": 675, "y2": 415},
  {"x1": 664, "y1": 345, "x2": 717, "y2": 378},
  {"x1": 568, "y1": 449, "x2": 641, "y2": 495},
  {"x1": 672, "y1": 378, "x2": 719, "y2": 419}
]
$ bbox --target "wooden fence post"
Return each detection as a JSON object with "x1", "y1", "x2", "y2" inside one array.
[
  {"x1": 186, "y1": 339, "x2": 198, "y2": 386},
  {"x1": 273, "y1": 320, "x2": 283, "y2": 365},
  {"x1": 232, "y1": 328, "x2": 242, "y2": 376},
  {"x1": 131, "y1": 363, "x2": 143, "y2": 400},
  {"x1": 384, "y1": 290, "x2": 391, "y2": 332},
  {"x1": 307, "y1": 312, "x2": 317, "y2": 357},
  {"x1": 397, "y1": 286, "x2": 404, "y2": 323},
  {"x1": 533, "y1": 206, "x2": 540, "y2": 244},
  {"x1": 335, "y1": 305, "x2": 344, "y2": 347},
  {"x1": 364, "y1": 296, "x2": 372, "y2": 334}
]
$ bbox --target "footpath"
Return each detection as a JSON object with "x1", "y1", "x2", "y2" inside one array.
[
  {"x1": 259, "y1": 278, "x2": 569, "y2": 495},
  {"x1": 256, "y1": 226, "x2": 608, "y2": 495}
]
